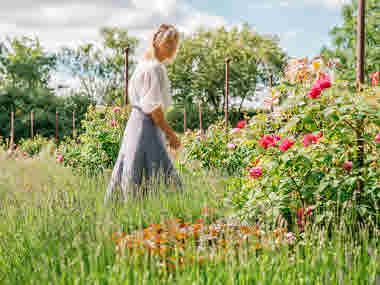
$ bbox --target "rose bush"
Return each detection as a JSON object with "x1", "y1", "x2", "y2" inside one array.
[
  {"x1": 57, "y1": 105, "x2": 130, "y2": 176},
  {"x1": 225, "y1": 57, "x2": 379, "y2": 230},
  {"x1": 183, "y1": 56, "x2": 379, "y2": 230}
]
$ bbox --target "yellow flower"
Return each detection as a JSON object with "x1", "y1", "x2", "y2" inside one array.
[{"x1": 312, "y1": 61, "x2": 320, "y2": 71}]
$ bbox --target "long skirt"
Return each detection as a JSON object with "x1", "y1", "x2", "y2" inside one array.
[{"x1": 104, "y1": 105, "x2": 183, "y2": 204}]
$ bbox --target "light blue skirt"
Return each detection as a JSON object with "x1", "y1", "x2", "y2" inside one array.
[{"x1": 104, "y1": 105, "x2": 183, "y2": 204}]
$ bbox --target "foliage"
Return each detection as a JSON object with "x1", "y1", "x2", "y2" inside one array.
[
  {"x1": 57, "y1": 105, "x2": 130, "y2": 175},
  {"x1": 166, "y1": 103, "x2": 257, "y2": 133},
  {"x1": 0, "y1": 87, "x2": 95, "y2": 143},
  {"x1": 0, "y1": 36, "x2": 56, "y2": 89},
  {"x1": 181, "y1": 118, "x2": 257, "y2": 176},
  {"x1": 18, "y1": 134, "x2": 51, "y2": 156},
  {"x1": 58, "y1": 27, "x2": 139, "y2": 105},
  {"x1": 0, "y1": 153, "x2": 378, "y2": 284},
  {"x1": 182, "y1": 56, "x2": 379, "y2": 229},
  {"x1": 227, "y1": 57, "x2": 380, "y2": 229},
  {"x1": 166, "y1": 23, "x2": 287, "y2": 112},
  {"x1": 320, "y1": 0, "x2": 380, "y2": 83}
]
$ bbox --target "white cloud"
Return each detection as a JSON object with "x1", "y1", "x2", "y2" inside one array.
[{"x1": 0, "y1": 0, "x2": 227, "y2": 92}]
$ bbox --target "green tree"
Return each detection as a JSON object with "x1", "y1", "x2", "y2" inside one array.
[
  {"x1": 58, "y1": 27, "x2": 139, "y2": 105},
  {"x1": 167, "y1": 23, "x2": 287, "y2": 113},
  {"x1": 0, "y1": 36, "x2": 56, "y2": 90},
  {"x1": 321, "y1": 0, "x2": 379, "y2": 83}
]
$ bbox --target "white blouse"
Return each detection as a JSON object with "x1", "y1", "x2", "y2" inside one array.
[{"x1": 129, "y1": 58, "x2": 172, "y2": 114}]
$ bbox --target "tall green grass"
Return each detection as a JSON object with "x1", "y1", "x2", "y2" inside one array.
[{"x1": 0, "y1": 151, "x2": 378, "y2": 284}]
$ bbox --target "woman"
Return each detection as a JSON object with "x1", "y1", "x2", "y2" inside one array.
[{"x1": 104, "y1": 24, "x2": 183, "y2": 204}]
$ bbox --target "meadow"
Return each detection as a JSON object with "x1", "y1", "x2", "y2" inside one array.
[{"x1": 0, "y1": 149, "x2": 378, "y2": 285}]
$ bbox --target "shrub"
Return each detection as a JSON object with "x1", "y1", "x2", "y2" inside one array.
[
  {"x1": 18, "y1": 134, "x2": 51, "y2": 156},
  {"x1": 57, "y1": 105, "x2": 130, "y2": 176},
  {"x1": 167, "y1": 104, "x2": 257, "y2": 133}
]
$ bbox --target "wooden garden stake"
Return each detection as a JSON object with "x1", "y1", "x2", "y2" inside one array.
[
  {"x1": 10, "y1": 111, "x2": 14, "y2": 151},
  {"x1": 199, "y1": 102, "x2": 203, "y2": 136},
  {"x1": 73, "y1": 110, "x2": 76, "y2": 138},
  {"x1": 30, "y1": 111, "x2": 34, "y2": 138},
  {"x1": 55, "y1": 110, "x2": 59, "y2": 144},
  {"x1": 124, "y1": 47, "x2": 129, "y2": 106},
  {"x1": 225, "y1": 57, "x2": 231, "y2": 139},
  {"x1": 184, "y1": 105, "x2": 187, "y2": 132},
  {"x1": 356, "y1": 0, "x2": 365, "y2": 88}
]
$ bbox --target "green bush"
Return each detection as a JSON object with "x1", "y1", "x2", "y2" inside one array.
[
  {"x1": 18, "y1": 134, "x2": 51, "y2": 156},
  {"x1": 57, "y1": 105, "x2": 130, "y2": 176}
]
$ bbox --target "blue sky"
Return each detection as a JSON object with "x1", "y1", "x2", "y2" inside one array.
[{"x1": 187, "y1": 0, "x2": 345, "y2": 57}]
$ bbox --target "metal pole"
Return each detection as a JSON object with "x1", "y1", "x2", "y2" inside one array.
[
  {"x1": 31, "y1": 111, "x2": 34, "y2": 138},
  {"x1": 124, "y1": 47, "x2": 129, "y2": 106},
  {"x1": 10, "y1": 111, "x2": 14, "y2": 151},
  {"x1": 225, "y1": 57, "x2": 231, "y2": 135},
  {"x1": 56, "y1": 110, "x2": 59, "y2": 144},
  {"x1": 357, "y1": 0, "x2": 365, "y2": 88}
]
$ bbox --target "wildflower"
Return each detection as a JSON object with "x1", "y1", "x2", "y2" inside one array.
[
  {"x1": 307, "y1": 86, "x2": 322, "y2": 99},
  {"x1": 278, "y1": 137, "x2": 295, "y2": 152},
  {"x1": 303, "y1": 133, "x2": 319, "y2": 147},
  {"x1": 236, "y1": 120, "x2": 247, "y2": 129},
  {"x1": 285, "y1": 232, "x2": 296, "y2": 244},
  {"x1": 317, "y1": 73, "x2": 332, "y2": 90},
  {"x1": 370, "y1": 72, "x2": 379, "y2": 87},
  {"x1": 57, "y1": 155, "x2": 64, "y2": 163},
  {"x1": 376, "y1": 133, "x2": 380, "y2": 143},
  {"x1": 229, "y1": 128, "x2": 241, "y2": 135},
  {"x1": 110, "y1": 120, "x2": 117, "y2": 127},
  {"x1": 312, "y1": 61, "x2": 320, "y2": 71},
  {"x1": 249, "y1": 166, "x2": 263, "y2": 178},
  {"x1": 227, "y1": 143, "x2": 237, "y2": 150},
  {"x1": 113, "y1": 106, "x2": 121, "y2": 113},
  {"x1": 258, "y1": 134, "x2": 279, "y2": 149},
  {"x1": 342, "y1": 161, "x2": 353, "y2": 171}
]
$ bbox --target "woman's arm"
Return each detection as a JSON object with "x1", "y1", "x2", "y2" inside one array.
[{"x1": 148, "y1": 105, "x2": 181, "y2": 149}]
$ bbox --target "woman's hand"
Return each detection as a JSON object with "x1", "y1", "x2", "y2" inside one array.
[{"x1": 168, "y1": 132, "x2": 181, "y2": 150}]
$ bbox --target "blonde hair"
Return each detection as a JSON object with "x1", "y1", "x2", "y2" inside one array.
[{"x1": 150, "y1": 24, "x2": 181, "y2": 64}]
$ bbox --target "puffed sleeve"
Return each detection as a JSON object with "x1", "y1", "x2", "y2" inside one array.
[{"x1": 140, "y1": 64, "x2": 165, "y2": 114}]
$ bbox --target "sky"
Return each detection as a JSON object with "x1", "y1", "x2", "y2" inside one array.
[{"x1": 0, "y1": 0, "x2": 349, "y2": 96}]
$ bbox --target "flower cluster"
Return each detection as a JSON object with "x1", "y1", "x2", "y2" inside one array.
[
  {"x1": 278, "y1": 137, "x2": 295, "y2": 152},
  {"x1": 258, "y1": 134, "x2": 281, "y2": 149},
  {"x1": 303, "y1": 132, "x2": 323, "y2": 147},
  {"x1": 111, "y1": 218, "x2": 295, "y2": 270},
  {"x1": 249, "y1": 166, "x2": 263, "y2": 178},
  {"x1": 236, "y1": 120, "x2": 247, "y2": 129},
  {"x1": 370, "y1": 72, "x2": 379, "y2": 87},
  {"x1": 307, "y1": 73, "x2": 332, "y2": 99}
]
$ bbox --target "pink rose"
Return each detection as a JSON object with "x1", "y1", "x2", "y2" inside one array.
[
  {"x1": 227, "y1": 143, "x2": 237, "y2": 150},
  {"x1": 230, "y1": 128, "x2": 241, "y2": 135},
  {"x1": 303, "y1": 133, "x2": 319, "y2": 147},
  {"x1": 113, "y1": 107, "x2": 121, "y2": 113},
  {"x1": 307, "y1": 86, "x2": 322, "y2": 99},
  {"x1": 57, "y1": 155, "x2": 64, "y2": 163},
  {"x1": 236, "y1": 120, "x2": 247, "y2": 129},
  {"x1": 376, "y1": 133, "x2": 380, "y2": 143},
  {"x1": 249, "y1": 166, "x2": 263, "y2": 178},
  {"x1": 258, "y1": 134, "x2": 279, "y2": 149},
  {"x1": 110, "y1": 120, "x2": 117, "y2": 127},
  {"x1": 278, "y1": 137, "x2": 295, "y2": 152},
  {"x1": 342, "y1": 161, "x2": 353, "y2": 171}
]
